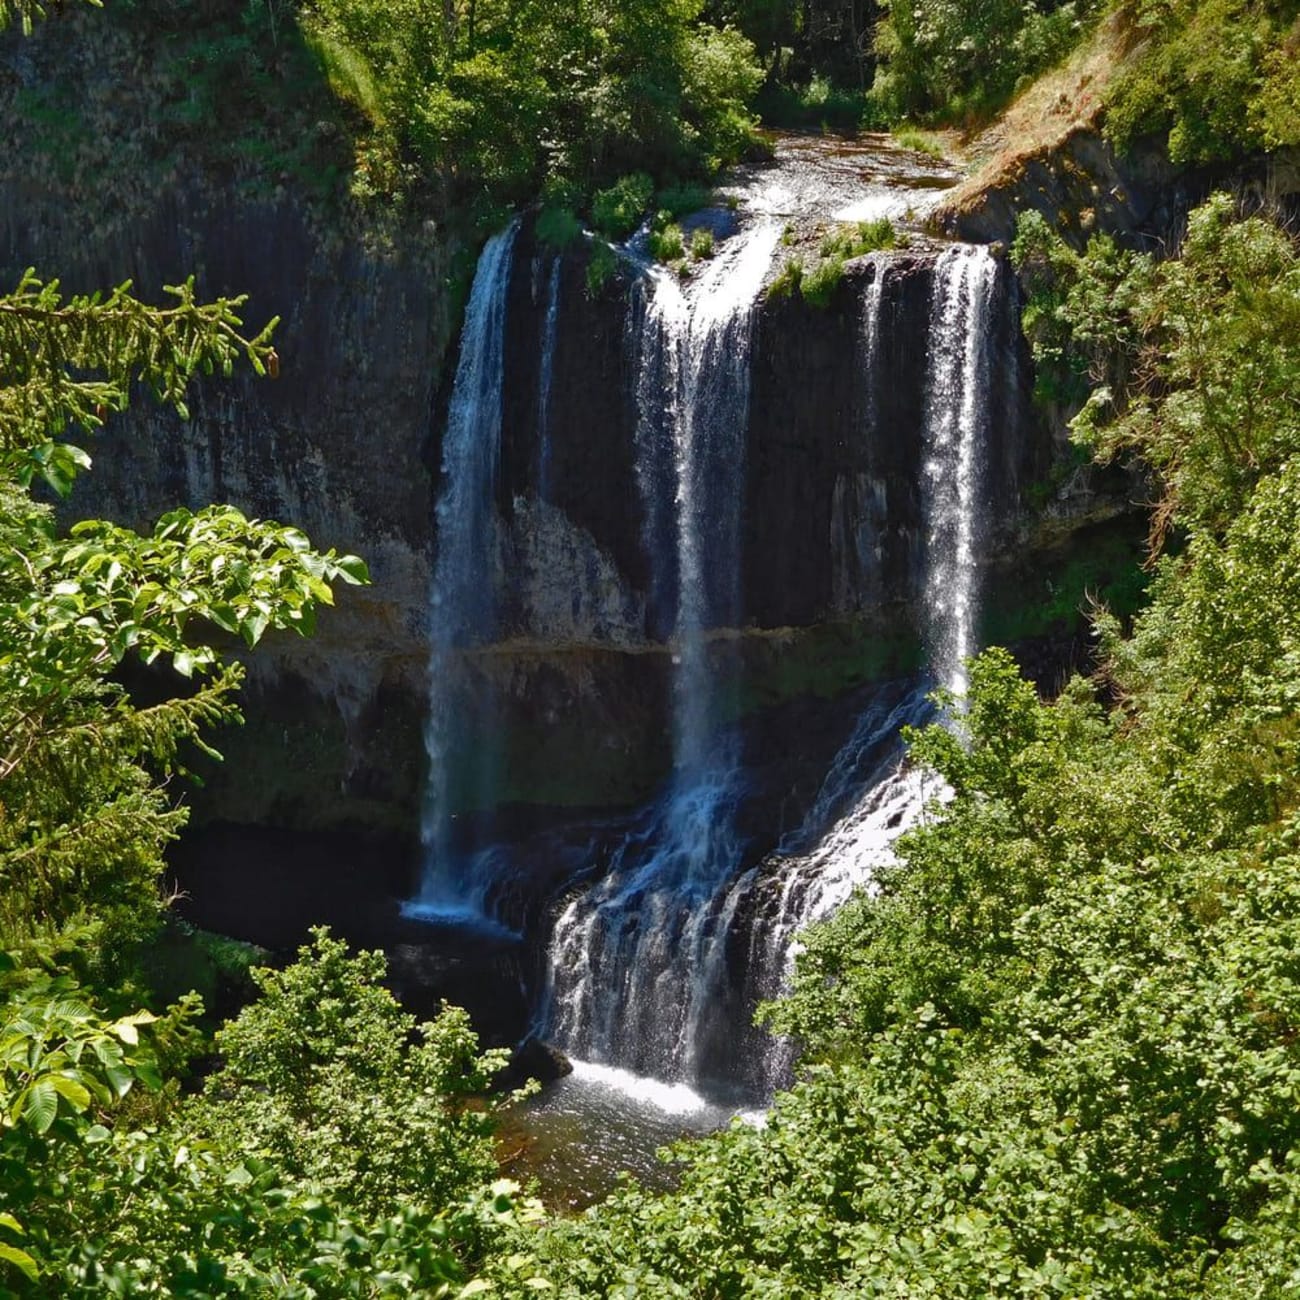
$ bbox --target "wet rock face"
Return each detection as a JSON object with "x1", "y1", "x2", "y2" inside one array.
[
  {"x1": 0, "y1": 170, "x2": 1044, "y2": 837},
  {"x1": 500, "y1": 240, "x2": 1043, "y2": 642}
]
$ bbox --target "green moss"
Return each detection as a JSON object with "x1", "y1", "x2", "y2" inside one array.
[
  {"x1": 728, "y1": 622, "x2": 924, "y2": 721},
  {"x1": 981, "y1": 526, "x2": 1149, "y2": 648}
]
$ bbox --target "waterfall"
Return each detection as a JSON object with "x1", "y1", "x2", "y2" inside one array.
[
  {"x1": 741, "y1": 244, "x2": 997, "y2": 1090},
  {"x1": 536, "y1": 255, "x2": 562, "y2": 503},
  {"x1": 542, "y1": 218, "x2": 780, "y2": 1083},
  {"x1": 921, "y1": 245, "x2": 996, "y2": 699},
  {"x1": 541, "y1": 237, "x2": 999, "y2": 1097},
  {"x1": 406, "y1": 220, "x2": 520, "y2": 924}
]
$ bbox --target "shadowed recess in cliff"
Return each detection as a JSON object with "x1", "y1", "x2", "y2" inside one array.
[{"x1": 406, "y1": 219, "x2": 520, "y2": 929}]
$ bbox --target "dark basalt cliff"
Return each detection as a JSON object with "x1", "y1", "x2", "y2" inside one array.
[
  {"x1": 0, "y1": 180, "x2": 1080, "y2": 846},
  {"x1": 0, "y1": 177, "x2": 459, "y2": 833}
]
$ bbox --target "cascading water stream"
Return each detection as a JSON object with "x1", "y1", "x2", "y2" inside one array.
[
  {"x1": 541, "y1": 235, "x2": 999, "y2": 1099},
  {"x1": 739, "y1": 242, "x2": 998, "y2": 1092},
  {"x1": 542, "y1": 217, "x2": 781, "y2": 1083},
  {"x1": 921, "y1": 244, "x2": 996, "y2": 700},
  {"x1": 406, "y1": 220, "x2": 520, "y2": 924},
  {"x1": 536, "y1": 255, "x2": 562, "y2": 504}
]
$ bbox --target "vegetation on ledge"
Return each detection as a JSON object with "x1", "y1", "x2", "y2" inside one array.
[{"x1": 4, "y1": 0, "x2": 1300, "y2": 1295}]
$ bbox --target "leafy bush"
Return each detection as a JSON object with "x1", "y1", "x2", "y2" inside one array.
[
  {"x1": 656, "y1": 182, "x2": 715, "y2": 218},
  {"x1": 758, "y1": 73, "x2": 865, "y2": 129},
  {"x1": 585, "y1": 241, "x2": 620, "y2": 296},
  {"x1": 765, "y1": 256, "x2": 803, "y2": 300},
  {"x1": 536, "y1": 204, "x2": 581, "y2": 249},
  {"x1": 649, "y1": 221, "x2": 686, "y2": 262},
  {"x1": 690, "y1": 226, "x2": 715, "y2": 259},
  {"x1": 1106, "y1": 0, "x2": 1300, "y2": 162},
  {"x1": 679, "y1": 24, "x2": 764, "y2": 168},
  {"x1": 293, "y1": 0, "x2": 764, "y2": 208},
  {"x1": 591, "y1": 172, "x2": 654, "y2": 240},
  {"x1": 869, "y1": 0, "x2": 1104, "y2": 124},
  {"x1": 190, "y1": 930, "x2": 507, "y2": 1214},
  {"x1": 820, "y1": 217, "x2": 897, "y2": 260}
]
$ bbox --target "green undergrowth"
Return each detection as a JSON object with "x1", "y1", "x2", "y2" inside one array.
[
  {"x1": 892, "y1": 125, "x2": 947, "y2": 159},
  {"x1": 768, "y1": 219, "x2": 901, "y2": 309},
  {"x1": 756, "y1": 74, "x2": 866, "y2": 131},
  {"x1": 133, "y1": 921, "x2": 265, "y2": 1026},
  {"x1": 1106, "y1": 0, "x2": 1300, "y2": 164},
  {"x1": 981, "y1": 525, "x2": 1150, "y2": 647}
]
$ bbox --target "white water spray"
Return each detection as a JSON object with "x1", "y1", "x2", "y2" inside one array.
[{"x1": 922, "y1": 244, "x2": 996, "y2": 700}]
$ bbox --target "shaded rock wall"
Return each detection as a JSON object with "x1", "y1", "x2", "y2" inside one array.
[
  {"x1": 0, "y1": 177, "x2": 458, "y2": 833},
  {"x1": 936, "y1": 127, "x2": 1300, "y2": 249},
  {"x1": 1, "y1": 172, "x2": 1053, "y2": 839}
]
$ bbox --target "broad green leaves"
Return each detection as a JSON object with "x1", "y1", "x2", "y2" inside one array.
[
  {"x1": 8, "y1": 503, "x2": 366, "y2": 696},
  {"x1": 0, "y1": 944, "x2": 523, "y2": 1294},
  {"x1": 195, "y1": 929, "x2": 510, "y2": 1215},
  {"x1": 0, "y1": 262, "x2": 367, "y2": 965},
  {"x1": 299, "y1": 0, "x2": 762, "y2": 209}
]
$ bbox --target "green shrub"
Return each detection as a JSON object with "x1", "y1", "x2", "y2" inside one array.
[
  {"x1": 801, "y1": 254, "x2": 845, "y2": 307},
  {"x1": 649, "y1": 222, "x2": 686, "y2": 262},
  {"x1": 892, "y1": 125, "x2": 945, "y2": 158},
  {"x1": 690, "y1": 227, "x2": 715, "y2": 260},
  {"x1": 766, "y1": 257, "x2": 804, "y2": 300},
  {"x1": 868, "y1": 0, "x2": 1103, "y2": 126},
  {"x1": 1105, "y1": 0, "x2": 1300, "y2": 163},
  {"x1": 758, "y1": 74, "x2": 864, "y2": 129},
  {"x1": 591, "y1": 172, "x2": 654, "y2": 240},
  {"x1": 191, "y1": 929, "x2": 506, "y2": 1213},
  {"x1": 680, "y1": 25, "x2": 765, "y2": 167},
  {"x1": 820, "y1": 217, "x2": 897, "y2": 260},
  {"x1": 536, "y1": 205, "x2": 582, "y2": 249},
  {"x1": 585, "y1": 241, "x2": 620, "y2": 295},
  {"x1": 657, "y1": 182, "x2": 715, "y2": 218}
]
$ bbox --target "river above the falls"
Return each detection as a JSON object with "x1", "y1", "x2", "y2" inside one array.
[{"x1": 721, "y1": 129, "x2": 962, "y2": 230}]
